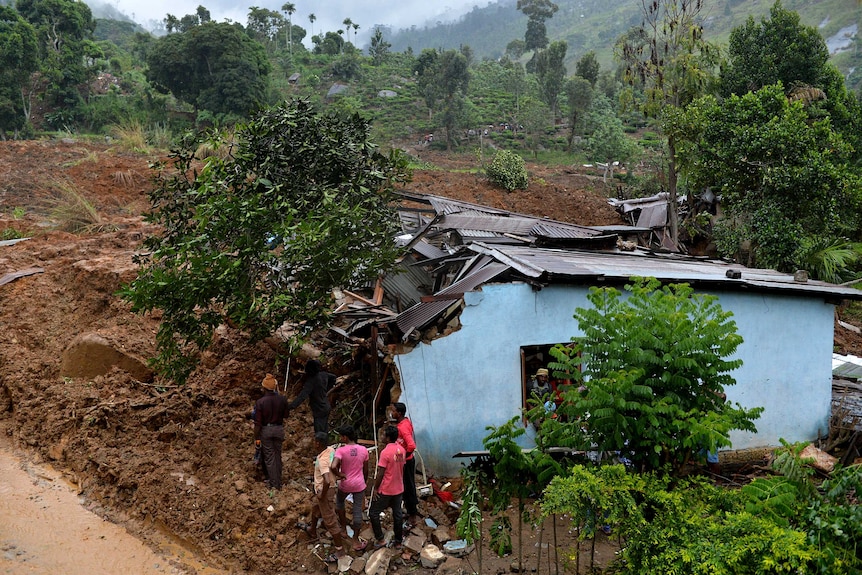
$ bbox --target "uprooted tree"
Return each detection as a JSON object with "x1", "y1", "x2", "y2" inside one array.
[{"x1": 120, "y1": 98, "x2": 411, "y2": 383}]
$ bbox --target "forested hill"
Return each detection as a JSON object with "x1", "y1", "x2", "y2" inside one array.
[{"x1": 386, "y1": 0, "x2": 860, "y2": 90}]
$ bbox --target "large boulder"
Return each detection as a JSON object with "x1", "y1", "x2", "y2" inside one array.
[{"x1": 60, "y1": 332, "x2": 153, "y2": 381}]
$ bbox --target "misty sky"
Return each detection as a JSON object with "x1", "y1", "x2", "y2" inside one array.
[{"x1": 103, "y1": 0, "x2": 489, "y2": 43}]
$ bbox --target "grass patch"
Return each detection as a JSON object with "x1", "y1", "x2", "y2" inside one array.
[
  {"x1": 47, "y1": 180, "x2": 107, "y2": 233},
  {"x1": 61, "y1": 149, "x2": 99, "y2": 168},
  {"x1": 110, "y1": 119, "x2": 150, "y2": 152}
]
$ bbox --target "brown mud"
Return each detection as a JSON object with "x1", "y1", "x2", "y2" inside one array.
[{"x1": 0, "y1": 139, "x2": 855, "y2": 574}]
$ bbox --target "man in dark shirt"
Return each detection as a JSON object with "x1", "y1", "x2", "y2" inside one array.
[
  {"x1": 254, "y1": 373, "x2": 289, "y2": 490},
  {"x1": 288, "y1": 359, "x2": 335, "y2": 434}
]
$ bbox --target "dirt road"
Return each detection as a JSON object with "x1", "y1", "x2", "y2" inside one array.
[{"x1": 0, "y1": 425, "x2": 224, "y2": 575}]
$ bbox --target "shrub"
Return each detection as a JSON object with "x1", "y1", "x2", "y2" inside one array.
[{"x1": 486, "y1": 149, "x2": 528, "y2": 191}]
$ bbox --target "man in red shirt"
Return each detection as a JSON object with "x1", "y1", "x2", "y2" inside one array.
[
  {"x1": 370, "y1": 425, "x2": 406, "y2": 549},
  {"x1": 391, "y1": 402, "x2": 420, "y2": 528}
]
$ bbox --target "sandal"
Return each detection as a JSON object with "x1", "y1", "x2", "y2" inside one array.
[
  {"x1": 372, "y1": 539, "x2": 387, "y2": 550},
  {"x1": 353, "y1": 540, "x2": 368, "y2": 552}
]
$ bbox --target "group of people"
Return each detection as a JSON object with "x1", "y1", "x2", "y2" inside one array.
[{"x1": 252, "y1": 363, "x2": 421, "y2": 563}]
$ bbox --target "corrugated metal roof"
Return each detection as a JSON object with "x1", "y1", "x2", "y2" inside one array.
[
  {"x1": 833, "y1": 353, "x2": 862, "y2": 379},
  {"x1": 439, "y1": 213, "x2": 537, "y2": 235},
  {"x1": 532, "y1": 222, "x2": 606, "y2": 240},
  {"x1": 381, "y1": 253, "x2": 434, "y2": 311},
  {"x1": 466, "y1": 243, "x2": 862, "y2": 299},
  {"x1": 395, "y1": 262, "x2": 509, "y2": 338},
  {"x1": 412, "y1": 240, "x2": 448, "y2": 260}
]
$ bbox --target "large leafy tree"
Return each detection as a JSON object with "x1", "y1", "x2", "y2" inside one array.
[
  {"x1": 413, "y1": 48, "x2": 470, "y2": 149},
  {"x1": 15, "y1": 0, "x2": 98, "y2": 108},
  {"x1": 564, "y1": 75, "x2": 592, "y2": 149},
  {"x1": 720, "y1": 1, "x2": 830, "y2": 97},
  {"x1": 534, "y1": 39, "x2": 567, "y2": 122},
  {"x1": 618, "y1": 0, "x2": 718, "y2": 248},
  {"x1": 0, "y1": 6, "x2": 39, "y2": 137},
  {"x1": 678, "y1": 84, "x2": 862, "y2": 273},
  {"x1": 121, "y1": 99, "x2": 411, "y2": 383},
  {"x1": 542, "y1": 278, "x2": 761, "y2": 475},
  {"x1": 146, "y1": 21, "x2": 271, "y2": 119},
  {"x1": 517, "y1": 0, "x2": 558, "y2": 53},
  {"x1": 719, "y1": 0, "x2": 862, "y2": 166}
]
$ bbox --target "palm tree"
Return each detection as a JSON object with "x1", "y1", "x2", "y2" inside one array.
[
  {"x1": 352, "y1": 22, "x2": 360, "y2": 46},
  {"x1": 343, "y1": 18, "x2": 353, "y2": 44},
  {"x1": 308, "y1": 13, "x2": 315, "y2": 38},
  {"x1": 282, "y1": 3, "x2": 295, "y2": 53}
]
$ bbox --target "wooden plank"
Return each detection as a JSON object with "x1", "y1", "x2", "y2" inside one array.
[{"x1": 343, "y1": 290, "x2": 377, "y2": 307}]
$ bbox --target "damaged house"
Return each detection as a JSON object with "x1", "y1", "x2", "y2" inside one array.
[{"x1": 338, "y1": 193, "x2": 862, "y2": 476}]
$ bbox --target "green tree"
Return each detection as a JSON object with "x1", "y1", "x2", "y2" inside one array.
[
  {"x1": 547, "y1": 278, "x2": 762, "y2": 474},
  {"x1": 586, "y1": 97, "x2": 640, "y2": 181},
  {"x1": 719, "y1": 0, "x2": 862, "y2": 165},
  {"x1": 281, "y1": 3, "x2": 294, "y2": 52},
  {"x1": 678, "y1": 84, "x2": 862, "y2": 272},
  {"x1": 146, "y1": 21, "x2": 271, "y2": 119},
  {"x1": 720, "y1": 1, "x2": 830, "y2": 97},
  {"x1": 517, "y1": 0, "x2": 558, "y2": 53},
  {"x1": 575, "y1": 50, "x2": 600, "y2": 86},
  {"x1": 618, "y1": 0, "x2": 718, "y2": 248},
  {"x1": 534, "y1": 40, "x2": 567, "y2": 122},
  {"x1": 368, "y1": 27, "x2": 390, "y2": 65},
  {"x1": 120, "y1": 99, "x2": 411, "y2": 383},
  {"x1": 246, "y1": 6, "x2": 285, "y2": 52},
  {"x1": 0, "y1": 5, "x2": 39, "y2": 137},
  {"x1": 413, "y1": 48, "x2": 469, "y2": 149},
  {"x1": 564, "y1": 75, "x2": 592, "y2": 149},
  {"x1": 16, "y1": 0, "x2": 97, "y2": 108}
]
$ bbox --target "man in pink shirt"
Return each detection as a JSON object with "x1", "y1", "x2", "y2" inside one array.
[
  {"x1": 332, "y1": 424, "x2": 369, "y2": 552},
  {"x1": 391, "y1": 402, "x2": 420, "y2": 528},
  {"x1": 370, "y1": 425, "x2": 405, "y2": 549}
]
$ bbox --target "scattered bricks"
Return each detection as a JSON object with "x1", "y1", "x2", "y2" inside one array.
[
  {"x1": 419, "y1": 544, "x2": 445, "y2": 569},
  {"x1": 403, "y1": 532, "x2": 427, "y2": 553},
  {"x1": 364, "y1": 547, "x2": 391, "y2": 575},
  {"x1": 350, "y1": 556, "x2": 366, "y2": 573},
  {"x1": 431, "y1": 526, "x2": 450, "y2": 546}
]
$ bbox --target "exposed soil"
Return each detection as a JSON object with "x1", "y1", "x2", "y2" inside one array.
[{"x1": 0, "y1": 139, "x2": 853, "y2": 574}]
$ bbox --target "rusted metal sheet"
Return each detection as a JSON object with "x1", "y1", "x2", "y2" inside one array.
[
  {"x1": 0, "y1": 267, "x2": 44, "y2": 287},
  {"x1": 395, "y1": 262, "x2": 508, "y2": 338}
]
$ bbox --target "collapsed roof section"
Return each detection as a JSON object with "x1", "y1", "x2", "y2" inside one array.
[{"x1": 331, "y1": 192, "x2": 862, "y2": 344}]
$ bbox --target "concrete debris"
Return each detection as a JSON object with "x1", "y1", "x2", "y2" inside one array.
[{"x1": 419, "y1": 544, "x2": 445, "y2": 568}]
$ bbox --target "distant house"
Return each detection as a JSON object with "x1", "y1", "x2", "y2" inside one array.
[{"x1": 361, "y1": 193, "x2": 862, "y2": 476}]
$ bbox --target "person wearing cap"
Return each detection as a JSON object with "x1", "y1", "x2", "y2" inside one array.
[
  {"x1": 332, "y1": 424, "x2": 369, "y2": 551},
  {"x1": 302, "y1": 431, "x2": 346, "y2": 563},
  {"x1": 288, "y1": 359, "x2": 336, "y2": 434},
  {"x1": 253, "y1": 373, "x2": 289, "y2": 490},
  {"x1": 530, "y1": 368, "x2": 552, "y2": 402},
  {"x1": 390, "y1": 402, "x2": 421, "y2": 529}
]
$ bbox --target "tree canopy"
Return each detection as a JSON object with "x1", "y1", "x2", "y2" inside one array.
[
  {"x1": 121, "y1": 99, "x2": 411, "y2": 382},
  {"x1": 146, "y1": 21, "x2": 271, "y2": 119},
  {"x1": 720, "y1": 1, "x2": 831, "y2": 98},
  {"x1": 0, "y1": 5, "x2": 38, "y2": 136},
  {"x1": 679, "y1": 84, "x2": 862, "y2": 272}
]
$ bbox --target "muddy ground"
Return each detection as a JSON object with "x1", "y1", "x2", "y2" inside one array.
[
  {"x1": 0, "y1": 138, "x2": 630, "y2": 574},
  {"x1": 0, "y1": 138, "x2": 858, "y2": 575}
]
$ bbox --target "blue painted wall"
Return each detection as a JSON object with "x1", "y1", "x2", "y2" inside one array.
[{"x1": 395, "y1": 282, "x2": 835, "y2": 476}]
